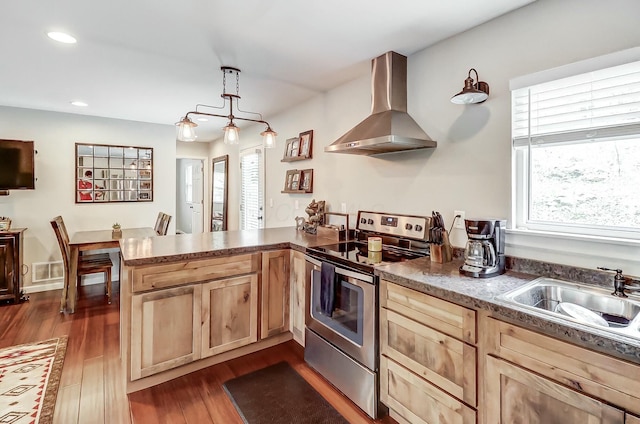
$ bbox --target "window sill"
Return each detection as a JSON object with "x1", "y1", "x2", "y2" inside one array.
[{"x1": 505, "y1": 228, "x2": 640, "y2": 278}]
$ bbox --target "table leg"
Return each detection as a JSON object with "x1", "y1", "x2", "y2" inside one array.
[{"x1": 69, "y1": 246, "x2": 79, "y2": 313}]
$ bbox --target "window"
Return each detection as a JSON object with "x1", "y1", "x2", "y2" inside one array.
[
  {"x1": 512, "y1": 55, "x2": 640, "y2": 240},
  {"x1": 240, "y1": 147, "x2": 264, "y2": 230}
]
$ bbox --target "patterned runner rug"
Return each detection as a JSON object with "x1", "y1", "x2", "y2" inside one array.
[{"x1": 0, "y1": 337, "x2": 68, "y2": 424}]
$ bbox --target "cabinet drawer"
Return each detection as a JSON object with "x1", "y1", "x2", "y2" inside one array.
[
  {"x1": 381, "y1": 356, "x2": 476, "y2": 424},
  {"x1": 484, "y1": 317, "x2": 640, "y2": 415},
  {"x1": 380, "y1": 280, "x2": 476, "y2": 344},
  {"x1": 381, "y1": 307, "x2": 476, "y2": 406},
  {"x1": 132, "y1": 253, "x2": 260, "y2": 293}
]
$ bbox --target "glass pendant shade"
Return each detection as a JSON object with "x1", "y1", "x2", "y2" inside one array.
[
  {"x1": 261, "y1": 126, "x2": 277, "y2": 149},
  {"x1": 223, "y1": 122, "x2": 240, "y2": 144},
  {"x1": 176, "y1": 117, "x2": 198, "y2": 142}
]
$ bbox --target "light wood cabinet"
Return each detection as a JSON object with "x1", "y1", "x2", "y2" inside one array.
[
  {"x1": 201, "y1": 275, "x2": 258, "y2": 357},
  {"x1": 485, "y1": 355, "x2": 624, "y2": 423},
  {"x1": 130, "y1": 284, "x2": 202, "y2": 380},
  {"x1": 380, "y1": 280, "x2": 477, "y2": 423},
  {"x1": 482, "y1": 317, "x2": 640, "y2": 417},
  {"x1": 627, "y1": 414, "x2": 640, "y2": 424},
  {"x1": 289, "y1": 250, "x2": 307, "y2": 346},
  {"x1": 260, "y1": 249, "x2": 290, "y2": 339}
]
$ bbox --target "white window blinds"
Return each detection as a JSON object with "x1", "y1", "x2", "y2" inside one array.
[
  {"x1": 240, "y1": 148, "x2": 264, "y2": 230},
  {"x1": 513, "y1": 60, "x2": 640, "y2": 147}
]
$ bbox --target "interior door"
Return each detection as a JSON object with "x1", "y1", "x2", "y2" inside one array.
[
  {"x1": 176, "y1": 158, "x2": 204, "y2": 234},
  {"x1": 239, "y1": 147, "x2": 265, "y2": 230}
]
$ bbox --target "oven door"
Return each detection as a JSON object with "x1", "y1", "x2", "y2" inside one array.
[{"x1": 305, "y1": 255, "x2": 376, "y2": 371}]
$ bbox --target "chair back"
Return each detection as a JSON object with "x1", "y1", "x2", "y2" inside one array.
[
  {"x1": 50, "y1": 216, "x2": 71, "y2": 274},
  {"x1": 154, "y1": 212, "x2": 172, "y2": 236}
]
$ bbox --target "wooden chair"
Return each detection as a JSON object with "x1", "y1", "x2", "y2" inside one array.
[
  {"x1": 154, "y1": 212, "x2": 171, "y2": 235},
  {"x1": 50, "y1": 216, "x2": 113, "y2": 310}
]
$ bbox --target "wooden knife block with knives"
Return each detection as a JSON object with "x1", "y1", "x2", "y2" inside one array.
[{"x1": 430, "y1": 211, "x2": 452, "y2": 264}]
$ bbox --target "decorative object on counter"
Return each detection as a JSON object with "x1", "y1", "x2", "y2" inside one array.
[
  {"x1": 76, "y1": 143, "x2": 153, "y2": 203},
  {"x1": 282, "y1": 130, "x2": 313, "y2": 162},
  {"x1": 460, "y1": 219, "x2": 506, "y2": 277},
  {"x1": 282, "y1": 169, "x2": 313, "y2": 193},
  {"x1": 175, "y1": 66, "x2": 277, "y2": 148},
  {"x1": 430, "y1": 211, "x2": 452, "y2": 264},
  {"x1": 451, "y1": 68, "x2": 490, "y2": 104},
  {"x1": 112, "y1": 222, "x2": 122, "y2": 238},
  {"x1": 295, "y1": 199, "x2": 325, "y2": 234},
  {"x1": 368, "y1": 236, "x2": 382, "y2": 252},
  {"x1": 0, "y1": 216, "x2": 11, "y2": 231},
  {"x1": 317, "y1": 212, "x2": 349, "y2": 241}
]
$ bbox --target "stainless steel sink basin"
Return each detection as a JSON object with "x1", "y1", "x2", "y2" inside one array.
[{"x1": 499, "y1": 277, "x2": 640, "y2": 340}]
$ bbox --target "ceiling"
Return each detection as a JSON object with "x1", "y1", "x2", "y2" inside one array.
[{"x1": 1, "y1": 0, "x2": 535, "y2": 142}]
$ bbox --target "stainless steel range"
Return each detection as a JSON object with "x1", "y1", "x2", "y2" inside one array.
[{"x1": 304, "y1": 211, "x2": 432, "y2": 418}]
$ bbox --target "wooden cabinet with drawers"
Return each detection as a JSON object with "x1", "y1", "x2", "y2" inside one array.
[
  {"x1": 380, "y1": 280, "x2": 477, "y2": 424},
  {"x1": 260, "y1": 249, "x2": 290, "y2": 339}
]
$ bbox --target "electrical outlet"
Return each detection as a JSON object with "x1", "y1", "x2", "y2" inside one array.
[
  {"x1": 295, "y1": 200, "x2": 299, "y2": 210},
  {"x1": 341, "y1": 203, "x2": 347, "y2": 214},
  {"x1": 454, "y1": 210, "x2": 465, "y2": 229},
  {"x1": 269, "y1": 198, "x2": 273, "y2": 208}
]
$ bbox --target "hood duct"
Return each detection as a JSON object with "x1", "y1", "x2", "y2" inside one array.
[{"x1": 325, "y1": 51, "x2": 437, "y2": 156}]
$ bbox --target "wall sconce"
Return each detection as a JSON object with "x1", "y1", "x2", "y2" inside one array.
[
  {"x1": 176, "y1": 66, "x2": 277, "y2": 148},
  {"x1": 451, "y1": 68, "x2": 490, "y2": 104}
]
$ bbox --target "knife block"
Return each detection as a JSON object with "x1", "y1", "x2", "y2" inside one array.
[{"x1": 430, "y1": 231, "x2": 452, "y2": 263}]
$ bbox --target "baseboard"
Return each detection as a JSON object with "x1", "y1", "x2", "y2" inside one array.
[{"x1": 24, "y1": 275, "x2": 121, "y2": 293}]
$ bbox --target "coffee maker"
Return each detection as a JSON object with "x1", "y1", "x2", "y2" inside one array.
[{"x1": 460, "y1": 219, "x2": 506, "y2": 278}]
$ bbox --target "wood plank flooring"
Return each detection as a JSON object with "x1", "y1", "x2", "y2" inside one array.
[{"x1": 0, "y1": 284, "x2": 396, "y2": 424}]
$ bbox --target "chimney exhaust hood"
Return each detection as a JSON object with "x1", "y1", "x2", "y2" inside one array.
[{"x1": 325, "y1": 51, "x2": 436, "y2": 156}]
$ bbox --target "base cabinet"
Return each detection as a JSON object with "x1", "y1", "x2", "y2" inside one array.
[
  {"x1": 289, "y1": 250, "x2": 307, "y2": 345},
  {"x1": 0, "y1": 229, "x2": 25, "y2": 303},
  {"x1": 485, "y1": 355, "x2": 624, "y2": 423},
  {"x1": 202, "y1": 275, "x2": 258, "y2": 357},
  {"x1": 260, "y1": 249, "x2": 290, "y2": 339},
  {"x1": 130, "y1": 284, "x2": 202, "y2": 380}
]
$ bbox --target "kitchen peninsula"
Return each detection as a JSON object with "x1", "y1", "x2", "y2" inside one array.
[{"x1": 118, "y1": 227, "x2": 335, "y2": 393}]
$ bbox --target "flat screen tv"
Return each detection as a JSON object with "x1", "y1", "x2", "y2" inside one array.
[{"x1": 0, "y1": 139, "x2": 35, "y2": 190}]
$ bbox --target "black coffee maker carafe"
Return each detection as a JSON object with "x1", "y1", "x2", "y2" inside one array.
[{"x1": 459, "y1": 219, "x2": 506, "y2": 278}]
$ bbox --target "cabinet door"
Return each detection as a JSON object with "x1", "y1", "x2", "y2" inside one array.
[
  {"x1": 627, "y1": 414, "x2": 640, "y2": 424},
  {"x1": 0, "y1": 236, "x2": 15, "y2": 297},
  {"x1": 201, "y1": 274, "x2": 258, "y2": 357},
  {"x1": 131, "y1": 285, "x2": 202, "y2": 380},
  {"x1": 289, "y1": 250, "x2": 306, "y2": 346},
  {"x1": 260, "y1": 250, "x2": 290, "y2": 339},
  {"x1": 485, "y1": 356, "x2": 624, "y2": 424}
]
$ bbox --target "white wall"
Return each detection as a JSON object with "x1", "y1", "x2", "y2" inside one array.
[
  {"x1": 217, "y1": 0, "x2": 640, "y2": 274},
  {"x1": 0, "y1": 106, "x2": 177, "y2": 290}
]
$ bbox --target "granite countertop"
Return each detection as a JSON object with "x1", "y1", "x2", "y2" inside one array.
[
  {"x1": 376, "y1": 257, "x2": 640, "y2": 365},
  {"x1": 119, "y1": 226, "x2": 335, "y2": 266}
]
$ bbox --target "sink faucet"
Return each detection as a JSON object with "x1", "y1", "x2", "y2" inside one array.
[{"x1": 598, "y1": 267, "x2": 640, "y2": 298}]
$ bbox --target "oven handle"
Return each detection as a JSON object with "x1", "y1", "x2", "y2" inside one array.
[{"x1": 304, "y1": 254, "x2": 374, "y2": 284}]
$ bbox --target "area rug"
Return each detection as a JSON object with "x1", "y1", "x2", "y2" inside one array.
[
  {"x1": 223, "y1": 361, "x2": 348, "y2": 424},
  {"x1": 0, "y1": 337, "x2": 68, "y2": 424}
]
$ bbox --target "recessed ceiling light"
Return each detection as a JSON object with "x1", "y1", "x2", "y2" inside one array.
[
  {"x1": 47, "y1": 31, "x2": 77, "y2": 44},
  {"x1": 196, "y1": 117, "x2": 209, "y2": 122},
  {"x1": 70, "y1": 101, "x2": 88, "y2": 107}
]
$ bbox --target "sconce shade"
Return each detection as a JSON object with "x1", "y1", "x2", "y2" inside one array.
[
  {"x1": 223, "y1": 122, "x2": 240, "y2": 145},
  {"x1": 261, "y1": 126, "x2": 277, "y2": 149},
  {"x1": 176, "y1": 116, "x2": 198, "y2": 142},
  {"x1": 451, "y1": 68, "x2": 490, "y2": 104}
]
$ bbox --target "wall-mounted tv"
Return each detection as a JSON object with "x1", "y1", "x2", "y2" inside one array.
[{"x1": 0, "y1": 139, "x2": 35, "y2": 190}]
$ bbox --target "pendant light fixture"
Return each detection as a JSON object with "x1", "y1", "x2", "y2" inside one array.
[
  {"x1": 176, "y1": 66, "x2": 277, "y2": 148},
  {"x1": 450, "y1": 68, "x2": 490, "y2": 104}
]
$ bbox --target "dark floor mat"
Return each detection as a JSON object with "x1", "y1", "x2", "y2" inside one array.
[{"x1": 223, "y1": 361, "x2": 349, "y2": 424}]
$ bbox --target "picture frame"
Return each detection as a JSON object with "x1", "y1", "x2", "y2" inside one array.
[
  {"x1": 284, "y1": 169, "x2": 298, "y2": 191},
  {"x1": 290, "y1": 171, "x2": 301, "y2": 191},
  {"x1": 283, "y1": 137, "x2": 299, "y2": 160},
  {"x1": 298, "y1": 130, "x2": 313, "y2": 159},
  {"x1": 300, "y1": 169, "x2": 313, "y2": 192}
]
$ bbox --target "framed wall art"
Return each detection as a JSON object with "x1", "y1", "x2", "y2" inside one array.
[{"x1": 281, "y1": 130, "x2": 313, "y2": 162}]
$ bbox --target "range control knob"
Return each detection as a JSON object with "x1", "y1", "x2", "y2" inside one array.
[
  {"x1": 360, "y1": 218, "x2": 366, "y2": 224},
  {"x1": 415, "y1": 224, "x2": 423, "y2": 232},
  {"x1": 405, "y1": 223, "x2": 413, "y2": 230},
  {"x1": 367, "y1": 219, "x2": 374, "y2": 225}
]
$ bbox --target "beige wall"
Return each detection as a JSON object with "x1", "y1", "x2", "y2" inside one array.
[{"x1": 0, "y1": 106, "x2": 177, "y2": 290}]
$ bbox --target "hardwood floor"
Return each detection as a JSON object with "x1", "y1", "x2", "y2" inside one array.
[{"x1": 0, "y1": 284, "x2": 396, "y2": 424}]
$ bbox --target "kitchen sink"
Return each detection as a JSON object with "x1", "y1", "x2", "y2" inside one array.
[{"x1": 498, "y1": 277, "x2": 640, "y2": 340}]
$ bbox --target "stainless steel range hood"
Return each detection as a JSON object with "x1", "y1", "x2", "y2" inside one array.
[{"x1": 325, "y1": 51, "x2": 437, "y2": 156}]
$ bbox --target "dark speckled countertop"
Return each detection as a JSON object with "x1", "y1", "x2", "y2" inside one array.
[
  {"x1": 376, "y1": 257, "x2": 640, "y2": 365},
  {"x1": 119, "y1": 226, "x2": 639, "y2": 365}
]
